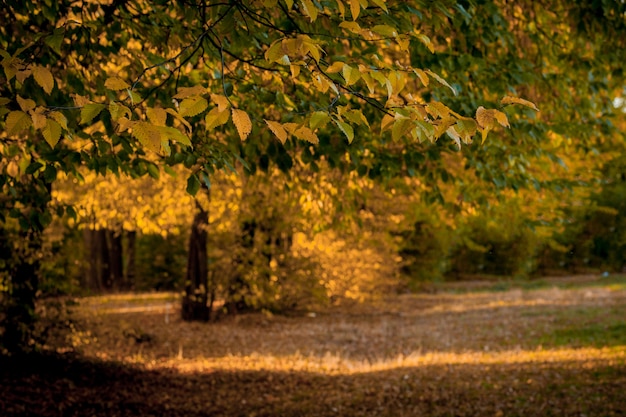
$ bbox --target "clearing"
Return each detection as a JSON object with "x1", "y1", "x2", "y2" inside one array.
[{"x1": 2, "y1": 274, "x2": 626, "y2": 416}]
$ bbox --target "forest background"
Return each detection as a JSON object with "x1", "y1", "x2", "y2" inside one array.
[{"x1": 1, "y1": 0, "x2": 626, "y2": 354}]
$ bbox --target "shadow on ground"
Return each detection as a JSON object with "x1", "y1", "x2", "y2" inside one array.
[{"x1": 2, "y1": 352, "x2": 625, "y2": 417}]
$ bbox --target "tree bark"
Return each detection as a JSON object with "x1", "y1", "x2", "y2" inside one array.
[
  {"x1": 181, "y1": 200, "x2": 210, "y2": 321},
  {"x1": 124, "y1": 231, "x2": 136, "y2": 290},
  {"x1": 108, "y1": 230, "x2": 123, "y2": 290}
]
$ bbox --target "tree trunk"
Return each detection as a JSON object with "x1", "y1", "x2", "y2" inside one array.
[
  {"x1": 181, "y1": 200, "x2": 210, "y2": 322},
  {"x1": 108, "y1": 230, "x2": 123, "y2": 290},
  {"x1": 124, "y1": 231, "x2": 136, "y2": 290}
]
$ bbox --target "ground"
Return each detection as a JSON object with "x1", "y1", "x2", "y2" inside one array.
[{"x1": 2, "y1": 275, "x2": 626, "y2": 416}]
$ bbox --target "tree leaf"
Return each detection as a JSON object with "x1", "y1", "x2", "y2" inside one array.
[
  {"x1": 186, "y1": 174, "x2": 201, "y2": 196},
  {"x1": 335, "y1": 119, "x2": 354, "y2": 143},
  {"x1": 392, "y1": 118, "x2": 412, "y2": 141},
  {"x1": 205, "y1": 107, "x2": 230, "y2": 130},
  {"x1": 17, "y1": 95, "x2": 36, "y2": 112},
  {"x1": 371, "y1": 25, "x2": 398, "y2": 38},
  {"x1": 132, "y1": 121, "x2": 162, "y2": 153},
  {"x1": 48, "y1": 111, "x2": 68, "y2": 130},
  {"x1": 232, "y1": 108, "x2": 252, "y2": 141},
  {"x1": 104, "y1": 76, "x2": 130, "y2": 91},
  {"x1": 425, "y1": 70, "x2": 456, "y2": 95},
  {"x1": 179, "y1": 97, "x2": 208, "y2": 118},
  {"x1": 32, "y1": 65, "x2": 54, "y2": 94},
  {"x1": 501, "y1": 96, "x2": 540, "y2": 111},
  {"x1": 42, "y1": 118, "x2": 62, "y2": 148},
  {"x1": 80, "y1": 103, "x2": 106, "y2": 125},
  {"x1": 109, "y1": 102, "x2": 131, "y2": 122},
  {"x1": 349, "y1": 0, "x2": 361, "y2": 20},
  {"x1": 157, "y1": 126, "x2": 192, "y2": 147},
  {"x1": 309, "y1": 111, "x2": 331, "y2": 130},
  {"x1": 342, "y1": 64, "x2": 360, "y2": 86},
  {"x1": 146, "y1": 107, "x2": 168, "y2": 126},
  {"x1": 31, "y1": 111, "x2": 47, "y2": 130},
  {"x1": 173, "y1": 85, "x2": 207, "y2": 99},
  {"x1": 6, "y1": 110, "x2": 32, "y2": 135},
  {"x1": 293, "y1": 126, "x2": 319, "y2": 144},
  {"x1": 265, "y1": 120, "x2": 288, "y2": 144},
  {"x1": 446, "y1": 126, "x2": 462, "y2": 149},
  {"x1": 300, "y1": 0, "x2": 318, "y2": 21},
  {"x1": 210, "y1": 94, "x2": 230, "y2": 112}
]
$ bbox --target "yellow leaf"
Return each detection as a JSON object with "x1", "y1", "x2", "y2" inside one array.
[
  {"x1": 326, "y1": 61, "x2": 345, "y2": 74},
  {"x1": 293, "y1": 126, "x2": 319, "y2": 144},
  {"x1": 72, "y1": 94, "x2": 90, "y2": 107},
  {"x1": 370, "y1": 0, "x2": 388, "y2": 12},
  {"x1": 342, "y1": 64, "x2": 360, "y2": 86},
  {"x1": 132, "y1": 121, "x2": 162, "y2": 153},
  {"x1": 300, "y1": 0, "x2": 318, "y2": 21},
  {"x1": 425, "y1": 70, "x2": 456, "y2": 95},
  {"x1": 32, "y1": 65, "x2": 54, "y2": 94},
  {"x1": 339, "y1": 21, "x2": 361, "y2": 34},
  {"x1": 210, "y1": 94, "x2": 231, "y2": 112},
  {"x1": 204, "y1": 107, "x2": 230, "y2": 130},
  {"x1": 104, "y1": 76, "x2": 130, "y2": 91},
  {"x1": 17, "y1": 95, "x2": 36, "y2": 112},
  {"x1": 446, "y1": 126, "x2": 462, "y2": 149},
  {"x1": 413, "y1": 68, "x2": 430, "y2": 87},
  {"x1": 179, "y1": 97, "x2": 208, "y2": 118},
  {"x1": 349, "y1": 0, "x2": 361, "y2": 20},
  {"x1": 42, "y1": 118, "x2": 62, "y2": 148},
  {"x1": 146, "y1": 107, "x2": 168, "y2": 126},
  {"x1": 284, "y1": 0, "x2": 294, "y2": 9},
  {"x1": 265, "y1": 120, "x2": 288, "y2": 144},
  {"x1": 501, "y1": 96, "x2": 540, "y2": 111},
  {"x1": 334, "y1": 119, "x2": 354, "y2": 143},
  {"x1": 6, "y1": 110, "x2": 32, "y2": 135},
  {"x1": 166, "y1": 108, "x2": 193, "y2": 132},
  {"x1": 265, "y1": 39, "x2": 287, "y2": 64},
  {"x1": 493, "y1": 109, "x2": 509, "y2": 128},
  {"x1": 380, "y1": 113, "x2": 394, "y2": 133},
  {"x1": 416, "y1": 33, "x2": 435, "y2": 53},
  {"x1": 232, "y1": 108, "x2": 252, "y2": 140},
  {"x1": 475, "y1": 106, "x2": 495, "y2": 129},
  {"x1": 426, "y1": 101, "x2": 451, "y2": 119},
  {"x1": 392, "y1": 118, "x2": 412, "y2": 142},
  {"x1": 109, "y1": 102, "x2": 131, "y2": 122},
  {"x1": 31, "y1": 111, "x2": 47, "y2": 130},
  {"x1": 48, "y1": 111, "x2": 68, "y2": 130},
  {"x1": 281, "y1": 123, "x2": 299, "y2": 136},
  {"x1": 173, "y1": 85, "x2": 207, "y2": 99},
  {"x1": 336, "y1": 0, "x2": 346, "y2": 18},
  {"x1": 290, "y1": 64, "x2": 301, "y2": 78},
  {"x1": 344, "y1": 109, "x2": 370, "y2": 127}
]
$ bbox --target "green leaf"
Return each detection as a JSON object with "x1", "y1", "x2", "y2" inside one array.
[
  {"x1": 157, "y1": 126, "x2": 192, "y2": 147},
  {"x1": 309, "y1": 111, "x2": 331, "y2": 130},
  {"x1": 186, "y1": 174, "x2": 201, "y2": 196},
  {"x1": 6, "y1": 110, "x2": 32, "y2": 134},
  {"x1": 147, "y1": 164, "x2": 160, "y2": 179},
  {"x1": 80, "y1": 103, "x2": 106, "y2": 125},
  {"x1": 42, "y1": 119, "x2": 62, "y2": 148}
]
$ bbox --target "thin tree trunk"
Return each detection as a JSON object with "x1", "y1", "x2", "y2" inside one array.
[
  {"x1": 125, "y1": 230, "x2": 136, "y2": 290},
  {"x1": 97, "y1": 229, "x2": 111, "y2": 290},
  {"x1": 108, "y1": 230, "x2": 123, "y2": 290}
]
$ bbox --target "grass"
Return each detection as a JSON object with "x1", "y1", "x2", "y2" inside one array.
[{"x1": 2, "y1": 275, "x2": 625, "y2": 416}]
